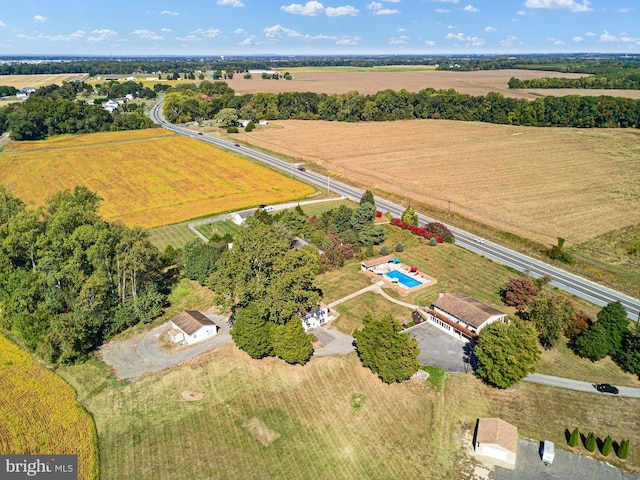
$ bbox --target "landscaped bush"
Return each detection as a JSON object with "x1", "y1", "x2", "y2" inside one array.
[
  {"x1": 379, "y1": 246, "x2": 390, "y2": 255},
  {"x1": 389, "y1": 217, "x2": 455, "y2": 243},
  {"x1": 395, "y1": 242, "x2": 403, "y2": 252},
  {"x1": 568, "y1": 428, "x2": 579, "y2": 448},
  {"x1": 617, "y1": 439, "x2": 630, "y2": 459},
  {"x1": 244, "y1": 120, "x2": 255, "y2": 132},
  {"x1": 601, "y1": 435, "x2": 613, "y2": 456},
  {"x1": 429, "y1": 238, "x2": 437, "y2": 246},
  {"x1": 227, "y1": 126, "x2": 239, "y2": 133},
  {"x1": 585, "y1": 432, "x2": 597, "y2": 452},
  {"x1": 375, "y1": 210, "x2": 383, "y2": 218}
]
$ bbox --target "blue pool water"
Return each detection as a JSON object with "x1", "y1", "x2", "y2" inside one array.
[{"x1": 385, "y1": 270, "x2": 423, "y2": 288}]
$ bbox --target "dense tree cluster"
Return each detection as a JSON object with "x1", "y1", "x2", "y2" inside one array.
[
  {"x1": 94, "y1": 80, "x2": 156, "y2": 100},
  {"x1": 573, "y1": 301, "x2": 630, "y2": 362},
  {"x1": 353, "y1": 313, "x2": 420, "y2": 383},
  {"x1": 0, "y1": 186, "x2": 167, "y2": 363},
  {"x1": 0, "y1": 82, "x2": 154, "y2": 140},
  {"x1": 509, "y1": 69, "x2": 640, "y2": 90},
  {"x1": 474, "y1": 318, "x2": 541, "y2": 388},
  {"x1": 163, "y1": 81, "x2": 640, "y2": 128}
]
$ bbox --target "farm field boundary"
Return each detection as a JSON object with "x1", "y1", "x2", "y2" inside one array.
[{"x1": 0, "y1": 128, "x2": 316, "y2": 228}]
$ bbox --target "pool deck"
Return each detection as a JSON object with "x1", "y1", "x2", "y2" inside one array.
[{"x1": 362, "y1": 263, "x2": 437, "y2": 296}]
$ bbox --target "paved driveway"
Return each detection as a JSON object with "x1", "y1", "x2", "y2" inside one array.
[
  {"x1": 406, "y1": 322, "x2": 471, "y2": 372},
  {"x1": 490, "y1": 439, "x2": 637, "y2": 480},
  {"x1": 100, "y1": 315, "x2": 232, "y2": 382}
]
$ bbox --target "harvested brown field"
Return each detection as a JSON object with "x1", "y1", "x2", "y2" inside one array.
[
  {"x1": 239, "y1": 120, "x2": 640, "y2": 246},
  {"x1": 225, "y1": 69, "x2": 640, "y2": 100},
  {"x1": 0, "y1": 73, "x2": 88, "y2": 89}
]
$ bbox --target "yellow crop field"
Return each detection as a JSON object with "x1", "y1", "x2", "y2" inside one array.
[
  {"x1": 240, "y1": 119, "x2": 640, "y2": 246},
  {"x1": 0, "y1": 74, "x2": 88, "y2": 89},
  {"x1": 0, "y1": 129, "x2": 315, "y2": 228},
  {"x1": 0, "y1": 335, "x2": 98, "y2": 480}
]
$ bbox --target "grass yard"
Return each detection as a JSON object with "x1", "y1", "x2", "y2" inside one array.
[
  {"x1": 147, "y1": 221, "x2": 198, "y2": 251},
  {"x1": 196, "y1": 219, "x2": 241, "y2": 240},
  {"x1": 329, "y1": 291, "x2": 414, "y2": 335},
  {"x1": 59, "y1": 347, "x2": 466, "y2": 480},
  {"x1": 0, "y1": 335, "x2": 98, "y2": 480},
  {"x1": 0, "y1": 129, "x2": 316, "y2": 228}
]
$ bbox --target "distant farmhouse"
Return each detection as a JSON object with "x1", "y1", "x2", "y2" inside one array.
[
  {"x1": 16, "y1": 87, "x2": 36, "y2": 100},
  {"x1": 167, "y1": 310, "x2": 219, "y2": 345}
]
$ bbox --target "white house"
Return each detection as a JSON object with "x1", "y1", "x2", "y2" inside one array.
[
  {"x1": 300, "y1": 305, "x2": 331, "y2": 332},
  {"x1": 474, "y1": 418, "x2": 518, "y2": 470},
  {"x1": 167, "y1": 310, "x2": 218, "y2": 345},
  {"x1": 16, "y1": 87, "x2": 36, "y2": 99},
  {"x1": 432, "y1": 292, "x2": 506, "y2": 334},
  {"x1": 232, "y1": 210, "x2": 253, "y2": 226}
]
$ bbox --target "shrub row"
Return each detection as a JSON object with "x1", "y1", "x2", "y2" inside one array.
[
  {"x1": 389, "y1": 218, "x2": 454, "y2": 243},
  {"x1": 568, "y1": 427, "x2": 629, "y2": 459}
]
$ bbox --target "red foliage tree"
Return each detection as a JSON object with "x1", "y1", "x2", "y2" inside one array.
[{"x1": 501, "y1": 277, "x2": 539, "y2": 312}]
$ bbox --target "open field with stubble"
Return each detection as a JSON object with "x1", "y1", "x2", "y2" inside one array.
[
  {"x1": 241, "y1": 119, "x2": 640, "y2": 248},
  {"x1": 224, "y1": 68, "x2": 640, "y2": 100},
  {"x1": 0, "y1": 73, "x2": 88, "y2": 89},
  {"x1": 0, "y1": 129, "x2": 315, "y2": 228},
  {"x1": 0, "y1": 335, "x2": 98, "y2": 480},
  {"x1": 59, "y1": 346, "x2": 467, "y2": 480}
]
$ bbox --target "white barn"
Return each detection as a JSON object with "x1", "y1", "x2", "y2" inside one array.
[
  {"x1": 474, "y1": 418, "x2": 518, "y2": 470},
  {"x1": 167, "y1": 310, "x2": 218, "y2": 345}
]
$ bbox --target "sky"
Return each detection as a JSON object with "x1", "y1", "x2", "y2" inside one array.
[{"x1": 0, "y1": 0, "x2": 638, "y2": 56}]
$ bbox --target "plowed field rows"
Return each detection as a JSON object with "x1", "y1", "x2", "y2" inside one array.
[
  {"x1": 0, "y1": 335, "x2": 98, "y2": 480},
  {"x1": 0, "y1": 129, "x2": 315, "y2": 228},
  {"x1": 240, "y1": 119, "x2": 640, "y2": 245},
  {"x1": 0, "y1": 74, "x2": 87, "y2": 89}
]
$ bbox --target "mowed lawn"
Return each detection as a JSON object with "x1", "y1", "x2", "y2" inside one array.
[
  {"x1": 59, "y1": 347, "x2": 464, "y2": 480},
  {"x1": 0, "y1": 335, "x2": 98, "y2": 480},
  {"x1": 0, "y1": 129, "x2": 315, "y2": 228}
]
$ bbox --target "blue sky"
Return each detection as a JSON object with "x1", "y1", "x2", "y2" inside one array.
[{"x1": 0, "y1": 0, "x2": 637, "y2": 56}]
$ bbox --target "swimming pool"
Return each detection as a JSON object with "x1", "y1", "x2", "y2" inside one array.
[{"x1": 385, "y1": 270, "x2": 423, "y2": 288}]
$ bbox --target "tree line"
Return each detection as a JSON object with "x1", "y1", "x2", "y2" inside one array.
[
  {"x1": 163, "y1": 81, "x2": 640, "y2": 128},
  {"x1": 509, "y1": 70, "x2": 640, "y2": 90},
  {"x1": 0, "y1": 186, "x2": 168, "y2": 363},
  {"x1": 0, "y1": 82, "x2": 154, "y2": 140}
]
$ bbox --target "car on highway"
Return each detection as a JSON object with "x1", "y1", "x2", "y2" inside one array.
[
  {"x1": 234, "y1": 143, "x2": 240, "y2": 147},
  {"x1": 297, "y1": 166, "x2": 306, "y2": 172},
  {"x1": 595, "y1": 383, "x2": 619, "y2": 394}
]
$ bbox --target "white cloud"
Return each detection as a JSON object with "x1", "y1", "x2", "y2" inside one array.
[
  {"x1": 463, "y1": 4, "x2": 478, "y2": 12},
  {"x1": 430, "y1": 0, "x2": 458, "y2": 3},
  {"x1": 447, "y1": 24, "x2": 456, "y2": 29},
  {"x1": 435, "y1": 9, "x2": 450, "y2": 13},
  {"x1": 425, "y1": 40, "x2": 436, "y2": 46},
  {"x1": 88, "y1": 29, "x2": 117, "y2": 42},
  {"x1": 161, "y1": 28, "x2": 171, "y2": 32},
  {"x1": 524, "y1": 0, "x2": 592, "y2": 13},
  {"x1": 326, "y1": 5, "x2": 359, "y2": 16},
  {"x1": 281, "y1": 1, "x2": 324, "y2": 16},
  {"x1": 547, "y1": 37, "x2": 565, "y2": 45},
  {"x1": 516, "y1": 10, "x2": 527, "y2": 15},
  {"x1": 573, "y1": 36, "x2": 583, "y2": 42},
  {"x1": 239, "y1": 35, "x2": 256, "y2": 45},
  {"x1": 133, "y1": 29, "x2": 163, "y2": 40},
  {"x1": 398, "y1": 27, "x2": 407, "y2": 32},
  {"x1": 234, "y1": 28, "x2": 247, "y2": 34},
  {"x1": 367, "y1": 2, "x2": 399, "y2": 14},
  {"x1": 389, "y1": 35, "x2": 409, "y2": 45},
  {"x1": 484, "y1": 26, "x2": 496, "y2": 32},
  {"x1": 584, "y1": 31, "x2": 596, "y2": 36},
  {"x1": 336, "y1": 35, "x2": 360, "y2": 46},
  {"x1": 34, "y1": 15, "x2": 47, "y2": 23},
  {"x1": 196, "y1": 28, "x2": 223, "y2": 38},
  {"x1": 160, "y1": 10, "x2": 178, "y2": 15},
  {"x1": 0, "y1": 20, "x2": 6, "y2": 27},
  {"x1": 17, "y1": 33, "x2": 44, "y2": 40},
  {"x1": 48, "y1": 30, "x2": 85, "y2": 42},
  {"x1": 500, "y1": 35, "x2": 520, "y2": 46},
  {"x1": 217, "y1": 0, "x2": 245, "y2": 7},
  {"x1": 599, "y1": 30, "x2": 639, "y2": 43},
  {"x1": 445, "y1": 32, "x2": 485, "y2": 46}
]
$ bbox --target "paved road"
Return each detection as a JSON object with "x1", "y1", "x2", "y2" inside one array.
[
  {"x1": 524, "y1": 373, "x2": 640, "y2": 399},
  {"x1": 150, "y1": 99, "x2": 639, "y2": 321},
  {"x1": 490, "y1": 439, "x2": 638, "y2": 480}
]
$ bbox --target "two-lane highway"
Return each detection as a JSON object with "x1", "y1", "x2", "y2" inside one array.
[{"x1": 150, "y1": 100, "x2": 640, "y2": 321}]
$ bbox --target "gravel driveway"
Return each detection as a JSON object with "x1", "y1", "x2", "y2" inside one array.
[{"x1": 100, "y1": 315, "x2": 232, "y2": 382}]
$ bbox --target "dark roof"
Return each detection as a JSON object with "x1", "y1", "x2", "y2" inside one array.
[
  {"x1": 171, "y1": 310, "x2": 216, "y2": 336},
  {"x1": 432, "y1": 292, "x2": 505, "y2": 329}
]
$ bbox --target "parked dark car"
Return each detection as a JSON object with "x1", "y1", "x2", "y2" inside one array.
[{"x1": 596, "y1": 383, "x2": 619, "y2": 394}]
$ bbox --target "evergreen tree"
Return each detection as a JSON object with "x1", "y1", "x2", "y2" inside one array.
[
  {"x1": 585, "y1": 432, "x2": 597, "y2": 452},
  {"x1": 616, "y1": 324, "x2": 640, "y2": 377},
  {"x1": 617, "y1": 439, "x2": 629, "y2": 459},
  {"x1": 601, "y1": 435, "x2": 613, "y2": 456},
  {"x1": 574, "y1": 301, "x2": 629, "y2": 361},
  {"x1": 359, "y1": 189, "x2": 375, "y2": 207},
  {"x1": 401, "y1": 205, "x2": 418, "y2": 226},
  {"x1": 395, "y1": 242, "x2": 403, "y2": 252},
  {"x1": 568, "y1": 428, "x2": 580, "y2": 448},
  {"x1": 230, "y1": 304, "x2": 273, "y2": 359},
  {"x1": 353, "y1": 313, "x2": 420, "y2": 384},
  {"x1": 271, "y1": 317, "x2": 313, "y2": 365}
]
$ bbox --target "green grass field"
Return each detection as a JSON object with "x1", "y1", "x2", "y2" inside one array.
[{"x1": 147, "y1": 221, "x2": 198, "y2": 251}]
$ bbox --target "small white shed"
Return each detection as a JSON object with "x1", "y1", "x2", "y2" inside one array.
[
  {"x1": 167, "y1": 310, "x2": 218, "y2": 345},
  {"x1": 474, "y1": 418, "x2": 518, "y2": 470}
]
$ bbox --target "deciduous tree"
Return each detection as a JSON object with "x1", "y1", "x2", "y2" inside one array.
[
  {"x1": 474, "y1": 318, "x2": 541, "y2": 388},
  {"x1": 401, "y1": 206, "x2": 418, "y2": 226},
  {"x1": 529, "y1": 294, "x2": 577, "y2": 348}
]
